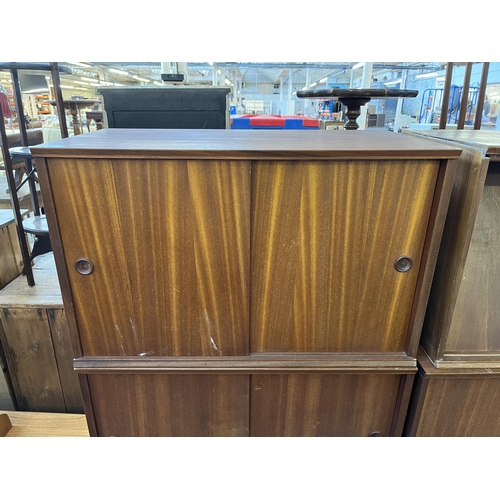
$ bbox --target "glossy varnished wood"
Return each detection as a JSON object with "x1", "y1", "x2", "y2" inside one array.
[
  {"x1": 251, "y1": 159, "x2": 439, "y2": 353},
  {"x1": 88, "y1": 374, "x2": 249, "y2": 436},
  {"x1": 48, "y1": 158, "x2": 250, "y2": 357},
  {"x1": 34, "y1": 129, "x2": 462, "y2": 436},
  {"x1": 31, "y1": 129, "x2": 462, "y2": 160},
  {"x1": 250, "y1": 373, "x2": 403, "y2": 436}
]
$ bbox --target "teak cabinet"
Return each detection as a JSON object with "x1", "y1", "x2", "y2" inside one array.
[{"x1": 32, "y1": 129, "x2": 460, "y2": 436}]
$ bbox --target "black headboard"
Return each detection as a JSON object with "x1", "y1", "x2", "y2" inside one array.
[{"x1": 98, "y1": 86, "x2": 231, "y2": 129}]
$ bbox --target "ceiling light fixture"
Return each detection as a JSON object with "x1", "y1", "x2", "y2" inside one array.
[
  {"x1": 108, "y1": 68, "x2": 129, "y2": 76},
  {"x1": 153, "y1": 81, "x2": 163, "y2": 86},
  {"x1": 319, "y1": 77, "x2": 327, "y2": 83},
  {"x1": 81, "y1": 77, "x2": 99, "y2": 83},
  {"x1": 310, "y1": 82, "x2": 317, "y2": 87},
  {"x1": 352, "y1": 62, "x2": 364, "y2": 70}
]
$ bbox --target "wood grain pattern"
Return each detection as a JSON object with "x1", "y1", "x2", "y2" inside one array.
[
  {"x1": 0, "y1": 308, "x2": 65, "y2": 411},
  {"x1": 412, "y1": 376, "x2": 500, "y2": 436},
  {"x1": 31, "y1": 129, "x2": 462, "y2": 160},
  {"x1": 48, "y1": 158, "x2": 250, "y2": 357},
  {"x1": 2, "y1": 410, "x2": 89, "y2": 437},
  {"x1": 445, "y1": 162, "x2": 500, "y2": 353},
  {"x1": 47, "y1": 309, "x2": 84, "y2": 413},
  {"x1": 250, "y1": 374, "x2": 402, "y2": 436},
  {"x1": 88, "y1": 374, "x2": 249, "y2": 436},
  {"x1": 251, "y1": 159, "x2": 439, "y2": 353},
  {"x1": 420, "y1": 146, "x2": 489, "y2": 361}
]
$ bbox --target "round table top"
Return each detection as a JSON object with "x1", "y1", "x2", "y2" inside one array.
[
  {"x1": 297, "y1": 88, "x2": 419, "y2": 100},
  {"x1": 47, "y1": 99, "x2": 101, "y2": 109},
  {"x1": 23, "y1": 215, "x2": 49, "y2": 234}
]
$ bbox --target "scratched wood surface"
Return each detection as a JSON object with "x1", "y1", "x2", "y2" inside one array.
[
  {"x1": 48, "y1": 158, "x2": 250, "y2": 357},
  {"x1": 251, "y1": 159, "x2": 439, "y2": 353},
  {"x1": 88, "y1": 374, "x2": 249, "y2": 436},
  {"x1": 250, "y1": 373, "x2": 401, "y2": 436}
]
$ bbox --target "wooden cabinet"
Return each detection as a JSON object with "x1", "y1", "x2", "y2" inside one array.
[
  {"x1": 406, "y1": 130, "x2": 500, "y2": 367},
  {"x1": 404, "y1": 348, "x2": 500, "y2": 436},
  {"x1": 33, "y1": 129, "x2": 460, "y2": 436}
]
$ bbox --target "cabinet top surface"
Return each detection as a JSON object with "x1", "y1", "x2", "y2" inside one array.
[
  {"x1": 31, "y1": 129, "x2": 461, "y2": 160},
  {"x1": 410, "y1": 130, "x2": 500, "y2": 155}
]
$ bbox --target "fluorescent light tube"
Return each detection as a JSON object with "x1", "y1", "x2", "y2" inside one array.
[{"x1": 416, "y1": 72, "x2": 438, "y2": 79}]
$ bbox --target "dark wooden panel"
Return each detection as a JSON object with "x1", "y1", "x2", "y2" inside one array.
[
  {"x1": 47, "y1": 309, "x2": 84, "y2": 413},
  {"x1": 88, "y1": 374, "x2": 249, "y2": 436},
  {"x1": 31, "y1": 129, "x2": 462, "y2": 160},
  {"x1": 74, "y1": 353, "x2": 417, "y2": 374},
  {"x1": 49, "y1": 158, "x2": 250, "y2": 357},
  {"x1": 250, "y1": 374, "x2": 401, "y2": 436},
  {"x1": 414, "y1": 376, "x2": 500, "y2": 436},
  {"x1": 0, "y1": 308, "x2": 65, "y2": 411},
  {"x1": 251, "y1": 159, "x2": 438, "y2": 353},
  {"x1": 420, "y1": 146, "x2": 488, "y2": 360},
  {"x1": 446, "y1": 162, "x2": 500, "y2": 352}
]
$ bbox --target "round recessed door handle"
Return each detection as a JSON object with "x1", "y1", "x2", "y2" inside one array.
[
  {"x1": 75, "y1": 258, "x2": 94, "y2": 275},
  {"x1": 369, "y1": 431, "x2": 383, "y2": 437},
  {"x1": 395, "y1": 256, "x2": 413, "y2": 273}
]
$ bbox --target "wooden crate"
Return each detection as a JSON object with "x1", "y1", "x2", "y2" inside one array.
[
  {"x1": 0, "y1": 252, "x2": 83, "y2": 413},
  {"x1": 0, "y1": 208, "x2": 29, "y2": 289}
]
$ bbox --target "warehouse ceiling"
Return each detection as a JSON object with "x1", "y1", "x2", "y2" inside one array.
[{"x1": 0, "y1": 62, "x2": 446, "y2": 98}]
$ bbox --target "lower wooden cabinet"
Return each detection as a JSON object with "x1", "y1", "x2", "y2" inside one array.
[
  {"x1": 83, "y1": 371, "x2": 413, "y2": 437},
  {"x1": 404, "y1": 348, "x2": 500, "y2": 436}
]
